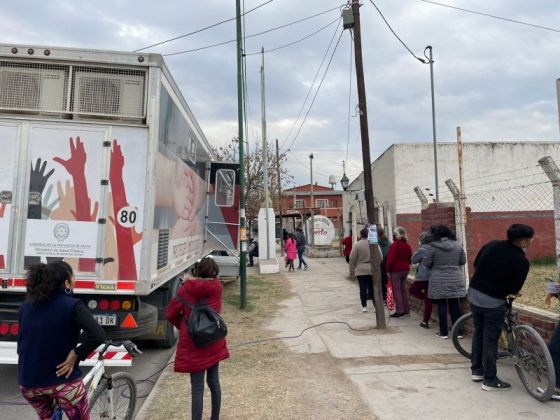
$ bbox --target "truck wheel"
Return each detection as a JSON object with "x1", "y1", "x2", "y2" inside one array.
[
  {"x1": 157, "y1": 277, "x2": 181, "y2": 348},
  {"x1": 104, "y1": 302, "x2": 158, "y2": 340}
]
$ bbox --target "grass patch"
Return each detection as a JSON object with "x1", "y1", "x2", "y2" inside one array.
[{"x1": 518, "y1": 262, "x2": 560, "y2": 313}]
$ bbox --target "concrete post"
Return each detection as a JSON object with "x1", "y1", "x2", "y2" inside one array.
[
  {"x1": 445, "y1": 179, "x2": 469, "y2": 283},
  {"x1": 414, "y1": 186, "x2": 429, "y2": 210},
  {"x1": 538, "y1": 156, "x2": 560, "y2": 281}
]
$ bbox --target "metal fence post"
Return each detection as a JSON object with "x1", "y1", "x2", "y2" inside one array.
[
  {"x1": 445, "y1": 179, "x2": 469, "y2": 283},
  {"x1": 538, "y1": 156, "x2": 560, "y2": 280},
  {"x1": 414, "y1": 186, "x2": 429, "y2": 210}
]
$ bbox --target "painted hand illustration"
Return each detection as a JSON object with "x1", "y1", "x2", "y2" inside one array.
[
  {"x1": 0, "y1": 202, "x2": 5, "y2": 218},
  {"x1": 170, "y1": 217, "x2": 191, "y2": 239},
  {"x1": 41, "y1": 184, "x2": 60, "y2": 219},
  {"x1": 53, "y1": 137, "x2": 86, "y2": 179},
  {"x1": 29, "y1": 158, "x2": 55, "y2": 194},
  {"x1": 49, "y1": 181, "x2": 76, "y2": 221},
  {"x1": 173, "y1": 164, "x2": 193, "y2": 220},
  {"x1": 109, "y1": 139, "x2": 138, "y2": 280},
  {"x1": 185, "y1": 167, "x2": 205, "y2": 222}
]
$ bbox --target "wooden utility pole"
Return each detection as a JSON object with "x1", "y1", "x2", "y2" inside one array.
[
  {"x1": 350, "y1": 0, "x2": 386, "y2": 327},
  {"x1": 276, "y1": 139, "x2": 284, "y2": 252}
]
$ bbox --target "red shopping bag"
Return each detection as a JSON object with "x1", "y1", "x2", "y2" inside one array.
[{"x1": 386, "y1": 276, "x2": 395, "y2": 311}]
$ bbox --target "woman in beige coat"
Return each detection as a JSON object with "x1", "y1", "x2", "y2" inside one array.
[{"x1": 349, "y1": 228, "x2": 382, "y2": 312}]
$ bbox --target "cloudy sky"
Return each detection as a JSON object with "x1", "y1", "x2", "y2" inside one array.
[{"x1": 4, "y1": 0, "x2": 560, "y2": 186}]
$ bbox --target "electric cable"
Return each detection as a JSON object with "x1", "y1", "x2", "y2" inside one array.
[
  {"x1": 284, "y1": 29, "x2": 345, "y2": 152},
  {"x1": 164, "y1": 5, "x2": 344, "y2": 57},
  {"x1": 420, "y1": 0, "x2": 560, "y2": 34},
  {"x1": 279, "y1": 19, "x2": 342, "y2": 151},
  {"x1": 368, "y1": 0, "x2": 428, "y2": 64},
  {"x1": 133, "y1": 0, "x2": 273, "y2": 52},
  {"x1": 244, "y1": 17, "x2": 340, "y2": 56}
]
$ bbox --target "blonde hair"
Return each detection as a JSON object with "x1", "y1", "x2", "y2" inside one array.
[{"x1": 393, "y1": 226, "x2": 408, "y2": 241}]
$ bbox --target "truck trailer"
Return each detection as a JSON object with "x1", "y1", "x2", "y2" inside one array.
[{"x1": 0, "y1": 43, "x2": 240, "y2": 356}]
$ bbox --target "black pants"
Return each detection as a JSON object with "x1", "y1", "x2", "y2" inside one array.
[
  {"x1": 190, "y1": 363, "x2": 221, "y2": 420},
  {"x1": 432, "y1": 298, "x2": 462, "y2": 336},
  {"x1": 549, "y1": 322, "x2": 560, "y2": 387},
  {"x1": 470, "y1": 303, "x2": 507, "y2": 382},
  {"x1": 356, "y1": 275, "x2": 374, "y2": 308},
  {"x1": 248, "y1": 252, "x2": 257, "y2": 265},
  {"x1": 380, "y1": 257, "x2": 388, "y2": 301}
]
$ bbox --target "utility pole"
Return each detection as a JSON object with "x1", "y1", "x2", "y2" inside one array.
[
  {"x1": 260, "y1": 47, "x2": 271, "y2": 259},
  {"x1": 276, "y1": 138, "x2": 284, "y2": 253},
  {"x1": 348, "y1": 1, "x2": 386, "y2": 327},
  {"x1": 425, "y1": 46, "x2": 439, "y2": 201},
  {"x1": 309, "y1": 153, "x2": 315, "y2": 246},
  {"x1": 236, "y1": 0, "x2": 247, "y2": 308}
]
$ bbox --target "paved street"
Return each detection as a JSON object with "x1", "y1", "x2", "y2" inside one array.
[{"x1": 0, "y1": 342, "x2": 175, "y2": 419}]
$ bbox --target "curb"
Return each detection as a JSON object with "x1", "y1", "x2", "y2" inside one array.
[{"x1": 135, "y1": 350, "x2": 176, "y2": 420}]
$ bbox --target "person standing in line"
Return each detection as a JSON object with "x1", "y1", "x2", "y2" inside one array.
[
  {"x1": 378, "y1": 228, "x2": 392, "y2": 302},
  {"x1": 18, "y1": 261, "x2": 106, "y2": 420},
  {"x1": 166, "y1": 257, "x2": 229, "y2": 420},
  {"x1": 285, "y1": 233, "x2": 298, "y2": 272},
  {"x1": 423, "y1": 225, "x2": 466, "y2": 339},
  {"x1": 349, "y1": 228, "x2": 381, "y2": 312},
  {"x1": 410, "y1": 232, "x2": 433, "y2": 329},
  {"x1": 468, "y1": 224, "x2": 534, "y2": 392},
  {"x1": 386, "y1": 226, "x2": 412, "y2": 318},
  {"x1": 342, "y1": 230, "x2": 353, "y2": 263},
  {"x1": 247, "y1": 237, "x2": 259, "y2": 267},
  {"x1": 295, "y1": 228, "x2": 309, "y2": 270}
]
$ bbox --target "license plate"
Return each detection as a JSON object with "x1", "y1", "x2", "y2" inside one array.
[{"x1": 93, "y1": 314, "x2": 117, "y2": 326}]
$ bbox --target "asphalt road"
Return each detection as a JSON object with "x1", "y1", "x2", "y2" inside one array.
[{"x1": 0, "y1": 342, "x2": 175, "y2": 419}]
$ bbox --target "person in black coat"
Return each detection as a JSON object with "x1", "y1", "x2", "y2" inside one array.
[{"x1": 468, "y1": 224, "x2": 534, "y2": 392}]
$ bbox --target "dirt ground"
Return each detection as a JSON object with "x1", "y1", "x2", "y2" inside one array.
[
  {"x1": 518, "y1": 262, "x2": 560, "y2": 313},
  {"x1": 142, "y1": 273, "x2": 374, "y2": 420}
]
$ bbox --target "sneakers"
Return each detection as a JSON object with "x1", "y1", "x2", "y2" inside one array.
[
  {"x1": 419, "y1": 321, "x2": 430, "y2": 329},
  {"x1": 361, "y1": 307, "x2": 367, "y2": 313},
  {"x1": 303, "y1": 265, "x2": 308, "y2": 271},
  {"x1": 471, "y1": 371, "x2": 484, "y2": 382},
  {"x1": 552, "y1": 390, "x2": 560, "y2": 401},
  {"x1": 436, "y1": 332, "x2": 448, "y2": 339},
  {"x1": 481, "y1": 378, "x2": 511, "y2": 391},
  {"x1": 390, "y1": 313, "x2": 403, "y2": 318}
]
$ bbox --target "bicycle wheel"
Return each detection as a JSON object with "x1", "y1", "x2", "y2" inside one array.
[
  {"x1": 451, "y1": 312, "x2": 510, "y2": 360},
  {"x1": 89, "y1": 372, "x2": 137, "y2": 420},
  {"x1": 512, "y1": 325, "x2": 555, "y2": 401}
]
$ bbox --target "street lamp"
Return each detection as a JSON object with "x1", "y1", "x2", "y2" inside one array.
[{"x1": 340, "y1": 173, "x2": 349, "y2": 191}]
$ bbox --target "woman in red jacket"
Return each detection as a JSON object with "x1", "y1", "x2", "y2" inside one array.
[
  {"x1": 386, "y1": 226, "x2": 412, "y2": 318},
  {"x1": 166, "y1": 257, "x2": 229, "y2": 420}
]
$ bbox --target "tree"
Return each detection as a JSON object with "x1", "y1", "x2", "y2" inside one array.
[{"x1": 212, "y1": 138, "x2": 293, "y2": 223}]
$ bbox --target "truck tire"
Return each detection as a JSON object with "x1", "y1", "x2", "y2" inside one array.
[
  {"x1": 103, "y1": 302, "x2": 158, "y2": 340},
  {"x1": 157, "y1": 277, "x2": 181, "y2": 348}
]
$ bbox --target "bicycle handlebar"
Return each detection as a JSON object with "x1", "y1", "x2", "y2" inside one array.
[{"x1": 98, "y1": 340, "x2": 142, "y2": 360}]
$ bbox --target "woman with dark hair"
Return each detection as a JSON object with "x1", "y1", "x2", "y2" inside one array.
[
  {"x1": 410, "y1": 232, "x2": 433, "y2": 329},
  {"x1": 167, "y1": 257, "x2": 229, "y2": 420},
  {"x1": 18, "y1": 261, "x2": 106, "y2": 420},
  {"x1": 423, "y1": 225, "x2": 467, "y2": 339}
]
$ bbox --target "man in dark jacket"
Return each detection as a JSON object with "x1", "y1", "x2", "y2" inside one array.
[
  {"x1": 468, "y1": 224, "x2": 534, "y2": 392},
  {"x1": 247, "y1": 238, "x2": 259, "y2": 267},
  {"x1": 295, "y1": 228, "x2": 308, "y2": 270}
]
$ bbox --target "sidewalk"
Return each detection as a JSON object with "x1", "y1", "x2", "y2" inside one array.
[
  {"x1": 139, "y1": 256, "x2": 558, "y2": 419},
  {"x1": 266, "y1": 256, "x2": 558, "y2": 420}
]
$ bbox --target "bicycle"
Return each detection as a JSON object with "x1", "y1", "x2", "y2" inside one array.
[
  {"x1": 53, "y1": 340, "x2": 141, "y2": 420},
  {"x1": 451, "y1": 296, "x2": 556, "y2": 401}
]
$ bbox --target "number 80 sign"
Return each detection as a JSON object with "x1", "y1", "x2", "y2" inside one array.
[{"x1": 116, "y1": 206, "x2": 138, "y2": 228}]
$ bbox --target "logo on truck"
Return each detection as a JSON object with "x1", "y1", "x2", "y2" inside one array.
[{"x1": 53, "y1": 223, "x2": 70, "y2": 241}]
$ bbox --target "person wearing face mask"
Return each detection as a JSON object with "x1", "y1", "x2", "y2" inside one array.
[{"x1": 467, "y1": 224, "x2": 534, "y2": 392}]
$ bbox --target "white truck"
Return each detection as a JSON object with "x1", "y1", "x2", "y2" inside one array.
[{"x1": 0, "y1": 43, "x2": 240, "y2": 355}]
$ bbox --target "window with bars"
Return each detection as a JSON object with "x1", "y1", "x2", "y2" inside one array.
[
  {"x1": 316, "y1": 199, "x2": 328, "y2": 208},
  {"x1": 295, "y1": 199, "x2": 305, "y2": 208}
]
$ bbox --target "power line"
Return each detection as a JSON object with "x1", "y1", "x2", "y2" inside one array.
[
  {"x1": 244, "y1": 17, "x2": 340, "y2": 56},
  {"x1": 279, "y1": 19, "x2": 342, "y2": 150},
  {"x1": 164, "y1": 5, "x2": 344, "y2": 57},
  {"x1": 133, "y1": 0, "x2": 273, "y2": 52},
  {"x1": 420, "y1": 0, "x2": 560, "y2": 34},
  {"x1": 368, "y1": 0, "x2": 427, "y2": 63},
  {"x1": 284, "y1": 29, "x2": 345, "y2": 152}
]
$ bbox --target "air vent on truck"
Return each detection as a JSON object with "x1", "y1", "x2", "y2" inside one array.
[
  {"x1": 0, "y1": 61, "x2": 67, "y2": 114},
  {"x1": 157, "y1": 229, "x2": 170, "y2": 270},
  {"x1": 72, "y1": 68, "x2": 145, "y2": 121}
]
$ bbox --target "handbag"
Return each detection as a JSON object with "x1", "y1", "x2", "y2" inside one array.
[{"x1": 386, "y1": 275, "x2": 395, "y2": 311}]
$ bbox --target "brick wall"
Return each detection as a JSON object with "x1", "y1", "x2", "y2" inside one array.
[{"x1": 395, "y1": 213, "x2": 422, "y2": 252}]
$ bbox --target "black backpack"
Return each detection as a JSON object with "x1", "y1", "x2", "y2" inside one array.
[{"x1": 175, "y1": 295, "x2": 228, "y2": 348}]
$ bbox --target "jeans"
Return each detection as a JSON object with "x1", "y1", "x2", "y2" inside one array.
[
  {"x1": 391, "y1": 271, "x2": 410, "y2": 314},
  {"x1": 470, "y1": 303, "x2": 507, "y2": 382},
  {"x1": 433, "y1": 298, "x2": 462, "y2": 336},
  {"x1": 297, "y1": 246, "x2": 307, "y2": 268},
  {"x1": 549, "y1": 322, "x2": 560, "y2": 388},
  {"x1": 356, "y1": 275, "x2": 374, "y2": 308},
  {"x1": 190, "y1": 363, "x2": 221, "y2": 420},
  {"x1": 409, "y1": 280, "x2": 432, "y2": 322}
]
